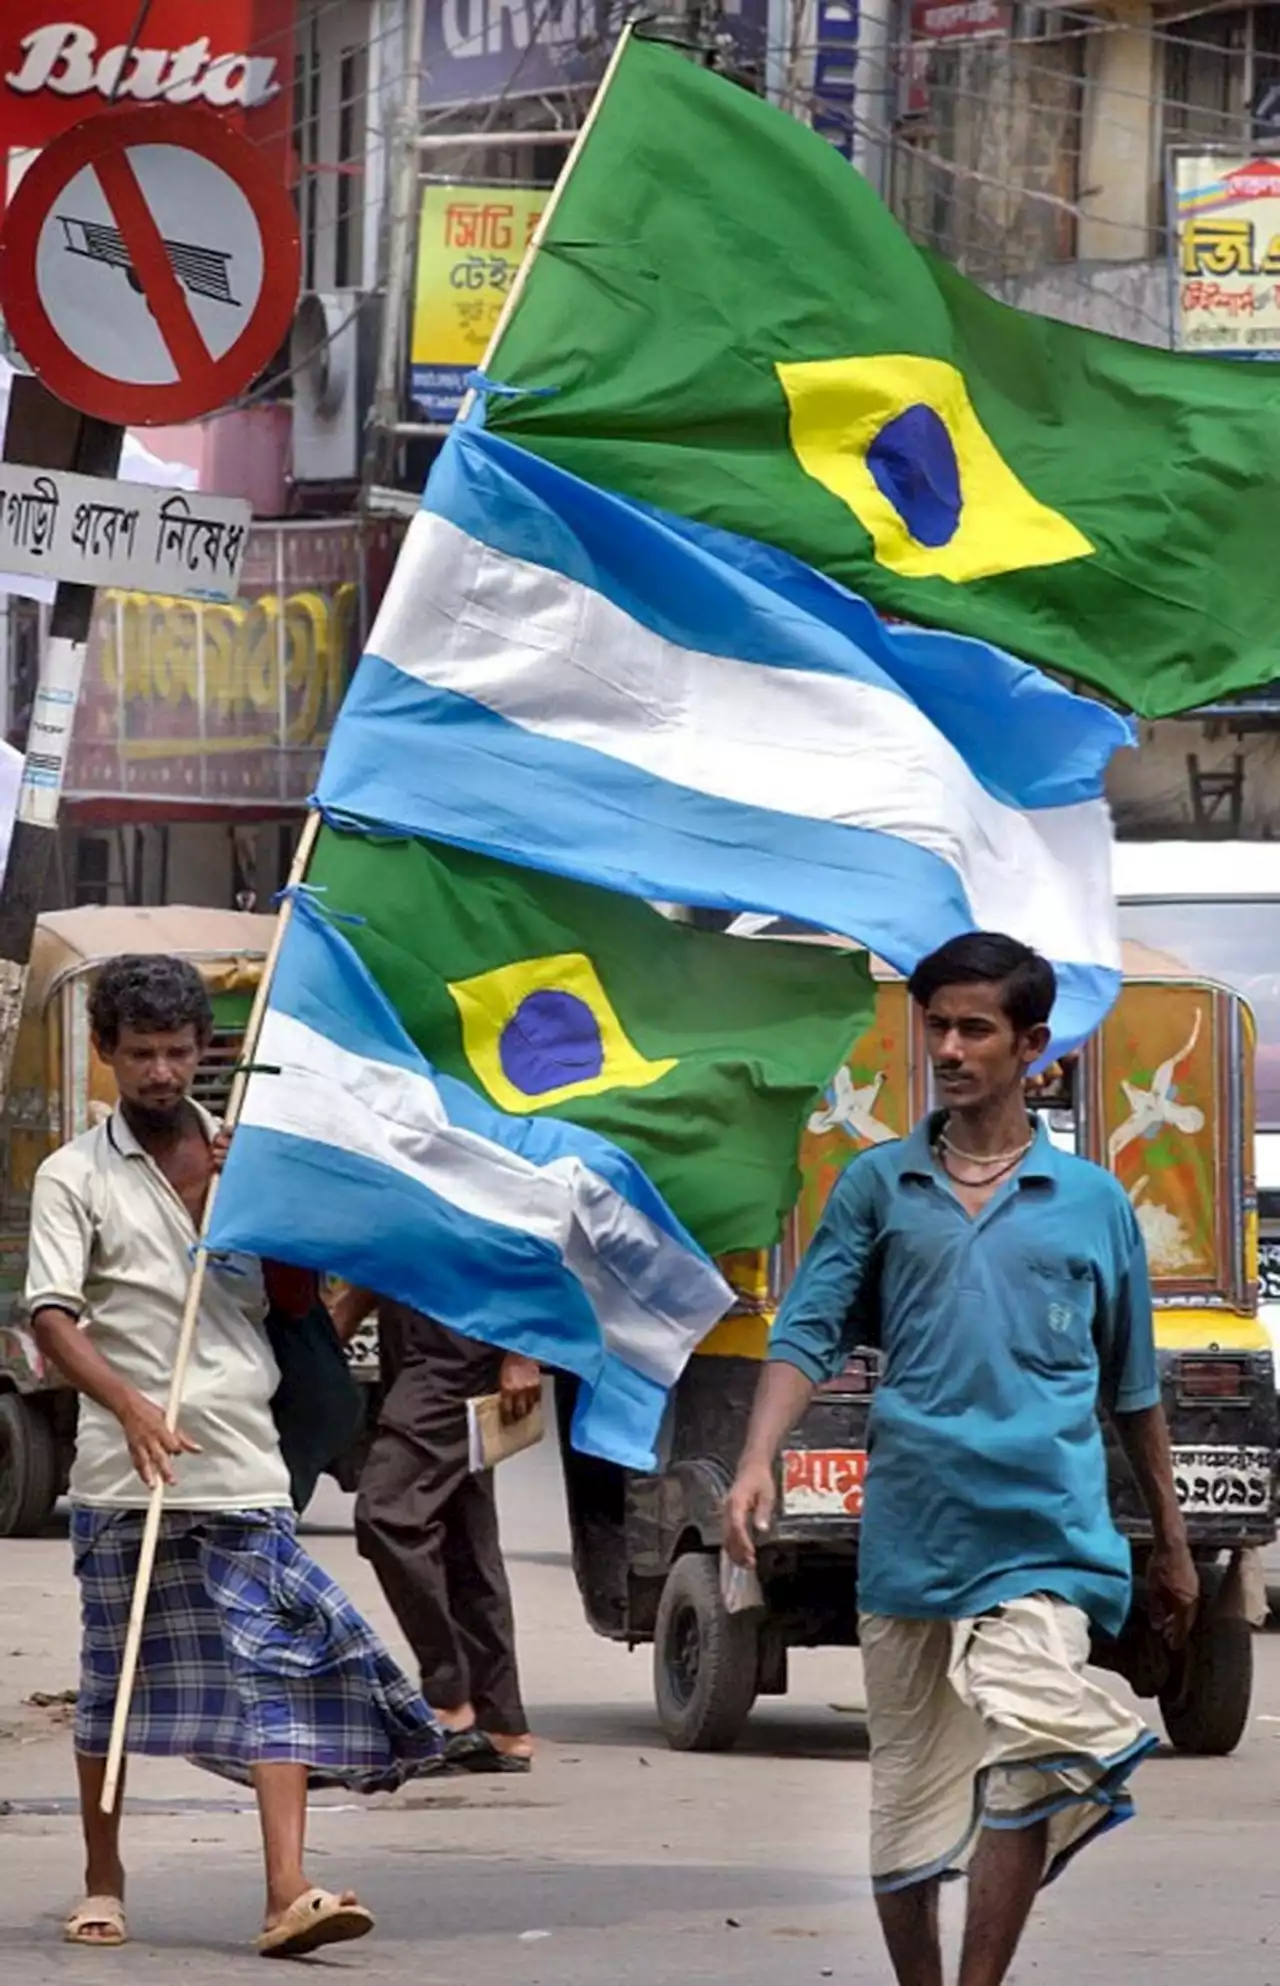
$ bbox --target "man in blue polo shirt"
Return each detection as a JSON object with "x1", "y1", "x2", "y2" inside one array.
[{"x1": 726, "y1": 932, "x2": 1196, "y2": 1986}]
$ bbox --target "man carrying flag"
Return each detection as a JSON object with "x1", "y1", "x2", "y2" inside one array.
[
  {"x1": 23, "y1": 955, "x2": 442, "y2": 1958},
  {"x1": 726, "y1": 933, "x2": 1197, "y2": 1986}
]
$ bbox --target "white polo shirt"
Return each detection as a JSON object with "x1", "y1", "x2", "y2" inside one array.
[{"x1": 24, "y1": 1104, "x2": 292, "y2": 1512}]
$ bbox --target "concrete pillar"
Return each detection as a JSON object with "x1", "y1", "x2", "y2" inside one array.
[{"x1": 1077, "y1": 9, "x2": 1158, "y2": 261}]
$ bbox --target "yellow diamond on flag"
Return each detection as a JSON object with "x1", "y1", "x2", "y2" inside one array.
[
  {"x1": 776, "y1": 354, "x2": 1094, "y2": 584},
  {"x1": 447, "y1": 951, "x2": 676, "y2": 1114}
]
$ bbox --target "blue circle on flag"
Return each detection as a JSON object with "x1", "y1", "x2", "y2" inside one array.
[
  {"x1": 866, "y1": 403, "x2": 962, "y2": 548},
  {"x1": 499, "y1": 989, "x2": 605, "y2": 1096}
]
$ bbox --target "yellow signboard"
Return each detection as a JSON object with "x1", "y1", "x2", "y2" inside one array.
[
  {"x1": 410, "y1": 184, "x2": 547, "y2": 422},
  {"x1": 1174, "y1": 154, "x2": 1280, "y2": 357}
]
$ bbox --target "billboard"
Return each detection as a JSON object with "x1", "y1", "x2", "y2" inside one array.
[
  {"x1": 421, "y1": 0, "x2": 766, "y2": 107},
  {"x1": 1173, "y1": 153, "x2": 1280, "y2": 359},
  {"x1": 409, "y1": 183, "x2": 547, "y2": 422},
  {"x1": 63, "y1": 519, "x2": 403, "y2": 813}
]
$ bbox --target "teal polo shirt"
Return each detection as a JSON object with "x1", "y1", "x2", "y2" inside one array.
[{"x1": 769, "y1": 1114, "x2": 1160, "y2": 1636}]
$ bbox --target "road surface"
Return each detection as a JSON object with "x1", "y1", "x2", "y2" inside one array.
[{"x1": 3, "y1": 1439, "x2": 1280, "y2": 1982}]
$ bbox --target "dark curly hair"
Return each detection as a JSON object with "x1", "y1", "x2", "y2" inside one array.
[
  {"x1": 89, "y1": 954, "x2": 213, "y2": 1051},
  {"x1": 907, "y1": 932, "x2": 1056, "y2": 1033}
]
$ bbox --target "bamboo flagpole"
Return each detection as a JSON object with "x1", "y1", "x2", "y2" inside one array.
[{"x1": 98, "y1": 24, "x2": 637, "y2": 1817}]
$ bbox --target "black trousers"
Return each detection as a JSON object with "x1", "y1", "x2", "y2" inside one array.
[{"x1": 353, "y1": 1304, "x2": 528, "y2": 1735}]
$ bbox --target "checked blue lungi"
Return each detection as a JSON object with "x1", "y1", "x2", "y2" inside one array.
[{"x1": 72, "y1": 1507, "x2": 443, "y2": 1791}]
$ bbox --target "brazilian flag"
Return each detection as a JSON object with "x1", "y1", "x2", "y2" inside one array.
[
  {"x1": 307, "y1": 827, "x2": 872, "y2": 1253},
  {"x1": 487, "y1": 35, "x2": 1280, "y2": 720}
]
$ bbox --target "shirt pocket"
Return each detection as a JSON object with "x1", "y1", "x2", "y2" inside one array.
[{"x1": 1014, "y1": 1258, "x2": 1098, "y2": 1374}]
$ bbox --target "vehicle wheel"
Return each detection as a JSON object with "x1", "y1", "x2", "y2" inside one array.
[
  {"x1": 653, "y1": 1551, "x2": 759, "y2": 1752},
  {"x1": 1159, "y1": 1612, "x2": 1253, "y2": 1756},
  {"x1": 0, "y1": 1392, "x2": 60, "y2": 1538}
]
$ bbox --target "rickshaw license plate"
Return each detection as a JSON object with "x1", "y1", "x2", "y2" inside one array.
[
  {"x1": 781, "y1": 1447, "x2": 867, "y2": 1517},
  {"x1": 1170, "y1": 1445, "x2": 1272, "y2": 1514},
  {"x1": 1258, "y1": 1240, "x2": 1280, "y2": 1304},
  {"x1": 344, "y1": 1319, "x2": 380, "y2": 1376}
]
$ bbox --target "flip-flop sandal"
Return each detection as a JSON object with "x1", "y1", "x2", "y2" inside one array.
[
  {"x1": 64, "y1": 1896, "x2": 128, "y2": 1947},
  {"x1": 443, "y1": 1727, "x2": 532, "y2": 1774},
  {"x1": 255, "y1": 1888, "x2": 374, "y2": 1960}
]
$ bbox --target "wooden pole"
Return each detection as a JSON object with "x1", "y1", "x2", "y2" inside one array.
[
  {"x1": 360, "y1": 0, "x2": 428, "y2": 499},
  {"x1": 99, "y1": 24, "x2": 635, "y2": 1815},
  {"x1": 0, "y1": 383, "x2": 122, "y2": 1108},
  {"x1": 99, "y1": 812, "x2": 321, "y2": 1815}
]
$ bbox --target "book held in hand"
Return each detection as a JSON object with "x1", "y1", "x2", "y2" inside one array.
[{"x1": 466, "y1": 1388, "x2": 546, "y2": 1472}]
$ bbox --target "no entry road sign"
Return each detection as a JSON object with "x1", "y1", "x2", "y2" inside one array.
[{"x1": 0, "y1": 103, "x2": 301, "y2": 426}]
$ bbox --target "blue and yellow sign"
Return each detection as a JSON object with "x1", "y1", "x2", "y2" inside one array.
[
  {"x1": 410, "y1": 184, "x2": 547, "y2": 423},
  {"x1": 1174, "y1": 155, "x2": 1280, "y2": 358},
  {"x1": 776, "y1": 354, "x2": 1093, "y2": 584},
  {"x1": 447, "y1": 951, "x2": 675, "y2": 1115}
]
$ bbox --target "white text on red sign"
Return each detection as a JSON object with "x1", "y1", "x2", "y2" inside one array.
[{"x1": 5, "y1": 24, "x2": 280, "y2": 112}]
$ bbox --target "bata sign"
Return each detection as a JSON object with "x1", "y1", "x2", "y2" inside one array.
[
  {"x1": 0, "y1": 4, "x2": 293, "y2": 155},
  {"x1": 6, "y1": 24, "x2": 278, "y2": 108}
]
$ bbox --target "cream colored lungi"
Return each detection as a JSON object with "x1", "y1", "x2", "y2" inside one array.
[{"x1": 861, "y1": 1593, "x2": 1156, "y2": 1893}]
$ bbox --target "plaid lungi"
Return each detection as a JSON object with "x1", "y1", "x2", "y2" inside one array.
[{"x1": 72, "y1": 1507, "x2": 443, "y2": 1791}]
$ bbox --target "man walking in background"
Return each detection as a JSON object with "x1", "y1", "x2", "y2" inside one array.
[
  {"x1": 25, "y1": 955, "x2": 442, "y2": 1957},
  {"x1": 342, "y1": 1291, "x2": 538, "y2": 1772},
  {"x1": 726, "y1": 932, "x2": 1197, "y2": 1986}
]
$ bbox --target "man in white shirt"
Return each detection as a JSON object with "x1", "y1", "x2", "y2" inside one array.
[{"x1": 25, "y1": 954, "x2": 442, "y2": 1958}]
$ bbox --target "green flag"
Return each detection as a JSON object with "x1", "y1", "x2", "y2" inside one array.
[
  {"x1": 487, "y1": 34, "x2": 1280, "y2": 720},
  {"x1": 307, "y1": 827, "x2": 873, "y2": 1253}
]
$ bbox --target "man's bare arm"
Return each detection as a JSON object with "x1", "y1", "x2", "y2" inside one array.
[
  {"x1": 724, "y1": 1165, "x2": 881, "y2": 1568},
  {"x1": 33, "y1": 1305, "x2": 137, "y2": 1419},
  {"x1": 32, "y1": 1306, "x2": 199, "y2": 1488},
  {"x1": 326, "y1": 1283, "x2": 377, "y2": 1344},
  {"x1": 723, "y1": 1362, "x2": 816, "y2": 1568},
  {"x1": 1115, "y1": 1403, "x2": 1198, "y2": 1647}
]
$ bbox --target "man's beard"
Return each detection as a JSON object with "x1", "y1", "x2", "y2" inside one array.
[{"x1": 123, "y1": 1097, "x2": 188, "y2": 1134}]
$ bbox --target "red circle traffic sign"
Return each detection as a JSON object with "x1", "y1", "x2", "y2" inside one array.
[{"x1": 0, "y1": 103, "x2": 301, "y2": 426}]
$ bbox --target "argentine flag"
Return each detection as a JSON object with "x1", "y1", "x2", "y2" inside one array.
[
  {"x1": 317, "y1": 423, "x2": 1132, "y2": 1055},
  {"x1": 207, "y1": 895, "x2": 733, "y2": 1472}
]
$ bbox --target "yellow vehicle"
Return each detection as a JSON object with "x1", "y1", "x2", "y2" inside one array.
[
  {"x1": 559, "y1": 943, "x2": 1277, "y2": 1759},
  {"x1": 0, "y1": 906, "x2": 379, "y2": 1536}
]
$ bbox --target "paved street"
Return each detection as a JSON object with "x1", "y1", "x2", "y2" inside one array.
[{"x1": 4, "y1": 1440, "x2": 1280, "y2": 1984}]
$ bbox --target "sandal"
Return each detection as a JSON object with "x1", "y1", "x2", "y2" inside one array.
[
  {"x1": 443, "y1": 1727, "x2": 532, "y2": 1775},
  {"x1": 256, "y1": 1888, "x2": 374, "y2": 1959},
  {"x1": 64, "y1": 1896, "x2": 128, "y2": 1947}
]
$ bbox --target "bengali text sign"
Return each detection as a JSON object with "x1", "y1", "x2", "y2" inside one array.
[
  {"x1": 1175, "y1": 154, "x2": 1280, "y2": 356},
  {"x1": 409, "y1": 184, "x2": 547, "y2": 422}
]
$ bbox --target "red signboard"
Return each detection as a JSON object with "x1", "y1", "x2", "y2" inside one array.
[
  {"x1": 0, "y1": 103, "x2": 301, "y2": 425},
  {"x1": 911, "y1": 0, "x2": 1010, "y2": 39},
  {"x1": 0, "y1": 3, "x2": 294, "y2": 143},
  {"x1": 0, "y1": 2, "x2": 294, "y2": 189}
]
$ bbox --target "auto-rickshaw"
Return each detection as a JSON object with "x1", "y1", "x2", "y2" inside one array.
[
  {"x1": 557, "y1": 941, "x2": 1278, "y2": 1758},
  {"x1": 0, "y1": 906, "x2": 380, "y2": 1536}
]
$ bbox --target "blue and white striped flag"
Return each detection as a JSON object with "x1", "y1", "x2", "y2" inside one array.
[
  {"x1": 316, "y1": 423, "x2": 1133, "y2": 1054},
  {"x1": 207, "y1": 896, "x2": 732, "y2": 1472}
]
